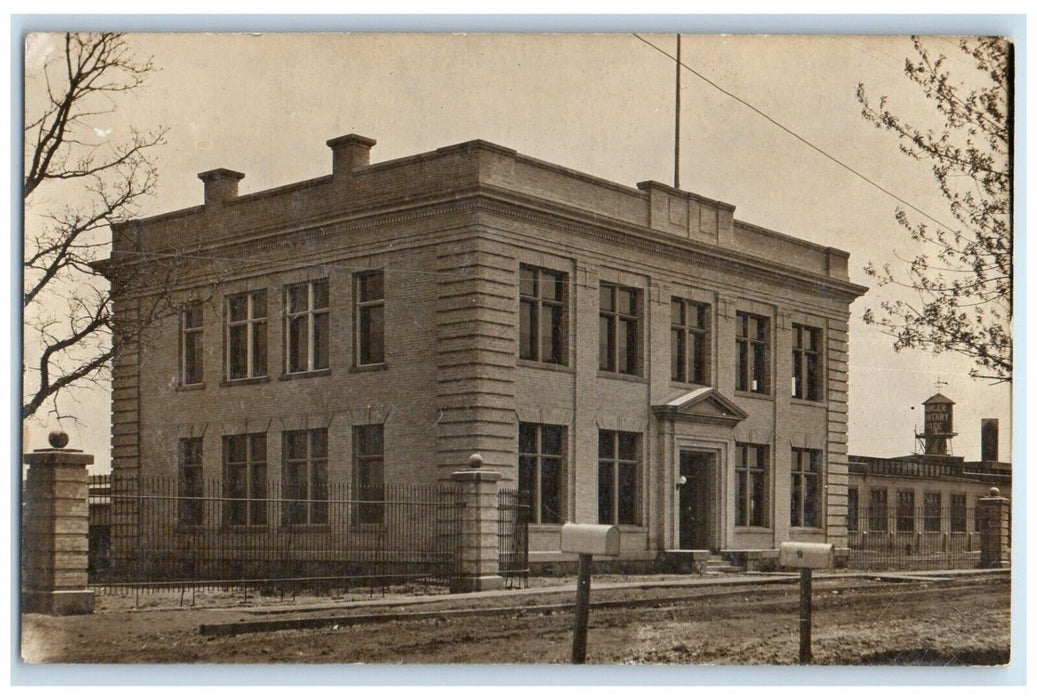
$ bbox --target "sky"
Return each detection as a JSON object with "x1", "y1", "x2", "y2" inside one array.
[{"x1": 21, "y1": 29, "x2": 1014, "y2": 471}]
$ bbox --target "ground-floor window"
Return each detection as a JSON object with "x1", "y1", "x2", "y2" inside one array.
[
  {"x1": 950, "y1": 493, "x2": 967, "y2": 533},
  {"x1": 847, "y1": 487, "x2": 859, "y2": 532},
  {"x1": 282, "y1": 428, "x2": 328, "y2": 525},
  {"x1": 869, "y1": 488, "x2": 888, "y2": 532},
  {"x1": 790, "y1": 448, "x2": 821, "y2": 527},
  {"x1": 354, "y1": 425, "x2": 384, "y2": 525},
  {"x1": 223, "y1": 433, "x2": 268, "y2": 526},
  {"x1": 598, "y1": 430, "x2": 639, "y2": 525},
  {"x1": 518, "y1": 423, "x2": 565, "y2": 524},
  {"x1": 896, "y1": 489, "x2": 915, "y2": 533},
  {"x1": 178, "y1": 437, "x2": 204, "y2": 527},
  {"x1": 735, "y1": 443, "x2": 769, "y2": 527},
  {"x1": 923, "y1": 492, "x2": 942, "y2": 532}
]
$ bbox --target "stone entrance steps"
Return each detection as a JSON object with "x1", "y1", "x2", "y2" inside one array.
[{"x1": 704, "y1": 554, "x2": 743, "y2": 575}]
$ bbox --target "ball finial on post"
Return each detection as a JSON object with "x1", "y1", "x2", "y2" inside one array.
[
  {"x1": 989, "y1": 487, "x2": 1000, "y2": 497},
  {"x1": 48, "y1": 430, "x2": 70, "y2": 449},
  {"x1": 468, "y1": 453, "x2": 484, "y2": 470}
]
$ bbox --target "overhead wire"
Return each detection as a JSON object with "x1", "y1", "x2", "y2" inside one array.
[{"x1": 630, "y1": 33, "x2": 977, "y2": 243}]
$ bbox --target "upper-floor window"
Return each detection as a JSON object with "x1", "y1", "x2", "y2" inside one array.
[
  {"x1": 354, "y1": 271, "x2": 384, "y2": 366},
  {"x1": 735, "y1": 312, "x2": 769, "y2": 394},
  {"x1": 735, "y1": 443, "x2": 769, "y2": 527},
  {"x1": 791, "y1": 448, "x2": 821, "y2": 528},
  {"x1": 177, "y1": 437, "x2": 204, "y2": 527},
  {"x1": 354, "y1": 424, "x2": 385, "y2": 525},
  {"x1": 225, "y1": 291, "x2": 267, "y2": 380},
  {"x1": 519, "y1": 265, "x2": 566, "y2": 365},
  {"x1": 518, "y1": 423, "x2": 565, "y2": 524},
  {"x1": 598, "y1": 430, "x2": 640, "y2": 525},
  {"x1": 599, "y1": 283, "x2": 641, "y2": 375},
  {"x1": 285, "y1": 279, "x2": 329, "y2": 374},
  {"x1": 180, "y1": 301, "x2": 204, "y2": 386},
  {"x1": 792, "y1": 324, "x2": 822, "y2": 401},
  {"x1": 671, "y1": 298, "x2": 709, "y2": 384},
  {"x1": 223, "y1": 433, "x2": 267, "y2": 527},
  {"x1": 282, "y1": 428, "x2": 328, "y2": 526}
]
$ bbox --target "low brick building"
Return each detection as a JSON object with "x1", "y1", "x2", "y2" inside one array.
[{"x1": 105, "y1": 134, "x2": 867, "y2": 570}]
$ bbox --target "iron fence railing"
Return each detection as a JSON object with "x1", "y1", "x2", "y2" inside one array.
[
  {"x1": 846, "y1": 505, "x2": 984, "y2": 570},
  {"x1": 88, "y1": 473, "x2": 462, "y2": 595},
  {"x1": 497, "y1": 489, "x2": 529, "y2": 588}
]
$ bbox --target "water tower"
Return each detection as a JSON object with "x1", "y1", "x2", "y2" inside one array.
[{"x1": 915, "y1": 393, "x2": 957, "y2": 456}]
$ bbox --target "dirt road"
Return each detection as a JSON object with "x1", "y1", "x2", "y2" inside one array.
[{"x1": 20, "y1": 572, "x2": 1010, "y2": 665}]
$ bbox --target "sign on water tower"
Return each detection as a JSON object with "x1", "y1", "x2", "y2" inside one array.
[{"x1": 918, "y1": 393, "x2": 956, "y2": 456}]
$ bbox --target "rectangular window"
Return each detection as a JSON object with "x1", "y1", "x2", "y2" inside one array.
[
  {"x1": 923, "y1": 492, "x2": 942, "y2": 532},
  {"x1": 354, "y1": 271, "x2": 385, "y2": 366},
  {"x1": 223, "y1": 434, "x2": 267, "y2": 527},
  {"x1": 735, "y1": 443, "x2": 769, "y2": 527},
  {"x1": 177, "y1": 437, "x2": 203, "y2": 527},
  {"x1": 869, "y1": 488, "x2": 888, "y2": 532},
  {"x1": 519, "y1": 265, "x2": 566, "y2": 365},
  {"x1": 896, "y1": 489, "x2": 916, "y2": 533},
  {"x1": 671, "y1": 298, "x2": 710, "y2": 384},
  {"x1": 950, "y1": 493, "x2": 967, "y2": 533},
  {"x1": 736, "y1": 312, "x2": 769, "y2": 394},
  {"x1": 847, "y1": 487, "x2": 859, "y2": 533},
  {"x1": 597, "y1": 430, "x2": 639, "y2": 525},
  {"x1": 792, "y1": 324, "x2": 822, "y2": 401},
  {"x1": 518, "y1": 423, "x2": 565, "y2": 524},
  {"x1": 791, "y1": 448, "x2": 821, "y2": 528},
  {"x1": 180, "y1": 301, "x2": 204, "y2": 385},
  {"x1": 282, "y1": 428, "x2": 328, "y2": 526},
  {"x1": 225, "y1": 291, "x2": 268, "y2": 380},
  {"x1": 599, "y1": 282, "x2": 641, "y2": 375},
  {"x1": 285, "y1": 279, "x2": 330, "y2": 374},
  {"x1": 354, "y1": 425, "x2": 385, "y2": 525}
]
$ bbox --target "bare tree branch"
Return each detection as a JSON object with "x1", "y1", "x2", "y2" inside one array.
[{"x1": 857, "y1": 36, "x2": 1012, "y2": 383}]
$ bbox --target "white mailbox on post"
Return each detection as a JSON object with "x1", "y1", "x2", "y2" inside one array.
[
  {"x1": 560, "y1": 523, "x2": 621, "y2": 557},
  {"x1": 779, "y1": 542, "x2": 834, "y2": 569}
]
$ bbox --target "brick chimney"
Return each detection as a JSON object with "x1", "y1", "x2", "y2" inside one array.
[
  {"x1": 327, "y1": 134, "x2": 376, "y2": 177},
  {"x1": 198, "y1": 168, "x2": 245, "y2": 208}
]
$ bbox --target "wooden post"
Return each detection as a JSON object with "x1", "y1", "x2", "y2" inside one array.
[
  {"x1": 799, "y1": 568, "x2": 812, "y2": 664},
  {"x1": 571, "y1": 553, "x2": 593, "y2": 664}
]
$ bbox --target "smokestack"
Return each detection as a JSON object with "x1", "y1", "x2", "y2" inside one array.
[{"x1": 981, "y1": 419, "x2": 999, "y2": 461}]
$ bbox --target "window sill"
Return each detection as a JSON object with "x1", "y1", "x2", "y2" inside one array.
[
  {"x1": 280, "y1": 369, "x2": 331, "y2": 381},
  {"x1": 219, "y1": 376, "x2": 271, "y2": 388},
  {"x1": 734, "y1": 390, "x2": 773, "y2": 401},
  {"x1": 176, "y1": 383, "x2": 206, "y2": 392},
  {"x1": 790, "y1": 526, "x2": 824, "y2": 534},
  {"x1": 596, "y1": 370, "x2": 647, "y2": 384},
  {"x1": 350, "y1": 363, "x2": 388, "y2": 374},
  {"x1": 279, "y1": 523, "x2": 331, "y2": 532},
  {"x1": 517, "y1": 358, "x2": 573, "y2": 373},
  {"x1": 733, "y1": 526, "x2": 774, "y2": 534},
  {"x1": 221, "y1": 524, "x2": 271, "y2": 532},
  {"x1": 790, "y1": 397, "x2": 827, "y2": 408}
]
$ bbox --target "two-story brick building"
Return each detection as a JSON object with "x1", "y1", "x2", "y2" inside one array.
[{"x1": 105, "y1": 134, "x2": 867, "y2": 569}]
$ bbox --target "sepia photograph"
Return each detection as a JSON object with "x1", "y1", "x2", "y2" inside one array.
[{"x1": 17, "y1": 23, "x2": 1015, "y2": 676}]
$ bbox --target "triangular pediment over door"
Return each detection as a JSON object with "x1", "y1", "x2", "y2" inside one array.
[{"x1": 651, "y1": 387, "x2": 748, "y2": 427}]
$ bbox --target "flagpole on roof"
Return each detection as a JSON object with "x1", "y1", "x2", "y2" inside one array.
[{"x1": 674, "y1": 33, "x2": 681, "y2": 190}]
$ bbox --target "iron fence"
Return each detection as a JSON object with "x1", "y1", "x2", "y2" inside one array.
[
  {"x1": 497, "y1": 489, "x2": 529, "y2": 588},
  {"x1": 88, "y1": 473, "x2": 462, "y2": 596},
  {"x1": 847, "y1": 505, "x2": 983, "y2": 570}
]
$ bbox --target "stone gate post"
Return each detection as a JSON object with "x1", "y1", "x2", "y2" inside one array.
[
  {"x1": 978, "y1": 487, "x2": 1010, "y2": 569},
  {"x1": 22, "y1": 430, "x2": 95, "y2": 615},
  {"x1": 450, "y1": 454, "x2": 504, "y2": 593}
]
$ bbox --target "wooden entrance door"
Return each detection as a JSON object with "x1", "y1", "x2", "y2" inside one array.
[{"x1": 678, "y1": 450, "x2": 712, "y2": 550}]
